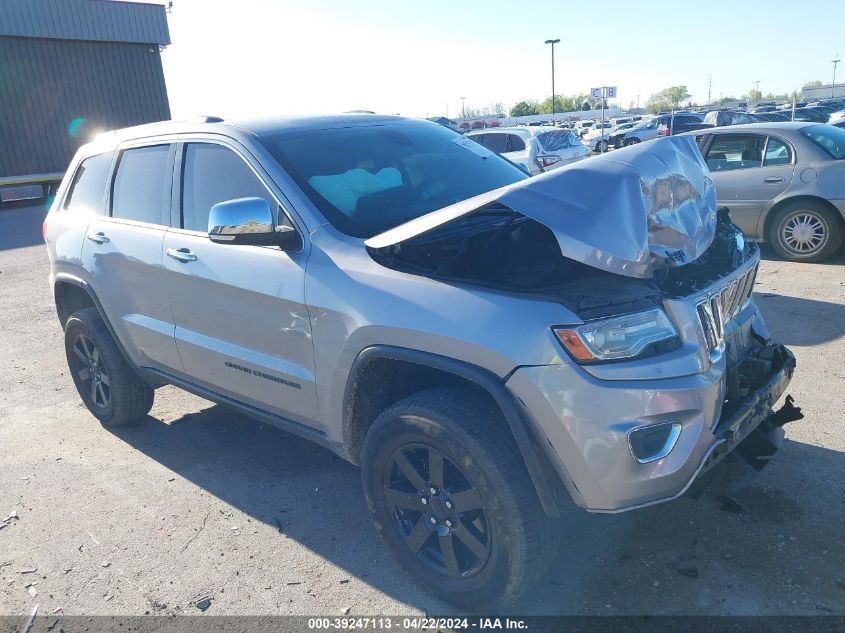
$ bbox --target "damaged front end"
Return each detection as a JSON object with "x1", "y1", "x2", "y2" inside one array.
[{"x1": 365, "y1": 136, "x2": 801, "y2": 504}]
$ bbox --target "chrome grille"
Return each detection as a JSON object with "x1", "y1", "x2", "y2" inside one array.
[{"x1": 695, "y1": 263, "x2": 758, "y2": 352}]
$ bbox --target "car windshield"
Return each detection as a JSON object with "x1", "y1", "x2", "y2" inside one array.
[
  {"x1": 800, "y1": 124, "x2": 845, "y2": 159},
  {"x1": 260, "y1": 123, "x2": 527, "y2": 237}
]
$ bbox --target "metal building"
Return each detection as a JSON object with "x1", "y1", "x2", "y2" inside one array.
[{"x1": 0, "y1": 0, "x2": 171, "y2": 196}]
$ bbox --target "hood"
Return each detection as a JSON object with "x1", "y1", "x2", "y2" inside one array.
[{"x1": 365, "y1": 136, "x2": 717, "y2": 278}]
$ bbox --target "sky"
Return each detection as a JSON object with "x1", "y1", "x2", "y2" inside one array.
[{"x1": 158, "y1": 0, "x2": 843, "y2": 120}]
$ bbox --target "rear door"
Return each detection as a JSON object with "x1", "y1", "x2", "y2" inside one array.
[
  {"x1": 81, "y1": 142, "x2": 183, "y2": 371},
  {"x1": 704, "y1": 133, "x2": 795, "y2": 237},
  {"x1": 161, "y1": 140, "x2": 319, "y2": 427}
]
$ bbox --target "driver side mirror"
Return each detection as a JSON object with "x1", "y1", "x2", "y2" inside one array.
[{"x1": 208, "y1": 197, "x2": 301, "y2": 251}]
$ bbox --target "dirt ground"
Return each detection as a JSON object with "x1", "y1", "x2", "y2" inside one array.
[{"x1": 1, "y1": 203, "x2": 844, "y2": 617}]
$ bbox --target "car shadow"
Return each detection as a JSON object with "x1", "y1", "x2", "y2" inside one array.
[
  {"x1": 753, "y1": 292, "x2": 845, "y2": 346},
  {"x1": 111, "y1": 404, "x2": 449, "y2": 612},
  {"x1": 758, "y1": 242, "x2": 845, "y2": 266},
  {"x1": 110, "y1": 403, "x2": 845, "y2": 615}
]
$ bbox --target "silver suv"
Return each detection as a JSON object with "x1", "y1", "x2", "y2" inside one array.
[{"x1": 44, "y1": 115, "x2": 800, "y2": 610}]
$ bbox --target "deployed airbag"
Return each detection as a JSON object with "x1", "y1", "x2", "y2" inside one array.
[{"x1": 366, "y1": 137, "x2": 717, "y2": 278}]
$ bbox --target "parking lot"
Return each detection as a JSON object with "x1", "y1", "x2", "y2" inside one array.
[{"x1": 1, "y1": 203, "x2": 844, "y2": 617}]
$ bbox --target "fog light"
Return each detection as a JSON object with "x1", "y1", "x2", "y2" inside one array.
[{"x1": 628, "y1": 422, "x2": 682, "y2": 464}]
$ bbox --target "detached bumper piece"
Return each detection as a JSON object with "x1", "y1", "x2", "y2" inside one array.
[{"x1": 699, "y1": 344, "x2": 799, "y2": 478}]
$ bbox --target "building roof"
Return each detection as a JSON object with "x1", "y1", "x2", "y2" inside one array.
[{"x1": 0, "y1": 0, "x2": 170, "y2": 46}]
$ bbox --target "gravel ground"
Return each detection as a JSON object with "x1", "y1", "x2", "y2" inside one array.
[{"x1": 1, "y1": 204, "x2": 844, "y2": 617}]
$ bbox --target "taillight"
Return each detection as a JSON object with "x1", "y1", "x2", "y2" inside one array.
[
  {"x1": 42, "y1": 218, "x2": 48, "y2": 242},
  {"x1": 660, "y1": 126, "x2": 671, "y2": 137},
  {"x1": 536, "y1": 155, "x2": 562, "y2": 170}
]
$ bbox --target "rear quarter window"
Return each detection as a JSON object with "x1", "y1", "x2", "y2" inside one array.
[{"x1": 63, "y1": 152, "x2": 114, "y2": 214}]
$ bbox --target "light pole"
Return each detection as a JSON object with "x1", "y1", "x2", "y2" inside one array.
[
  {"x1": 833, "y1": 56, "x2": 841, "y2": 98},
  {"x1": 460, "y1": 96, "x2": 466, "y2": 119},
  {"x1": 545, "y1": 39, "x2": 560, "y2": 120},
  {"x1": 754, "y1": 80, "x2": 760, "y2": 102}
]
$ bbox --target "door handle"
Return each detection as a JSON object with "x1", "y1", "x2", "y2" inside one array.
[
  {"x1": 763, "y1": 177, "x2": 784, "y2": 184},
  {"x1": 86, "y1": 231, "x2": 109, "y2": 244},
  {"x1": 166, "y1": 247, "x2": 197, "y2": 263}
]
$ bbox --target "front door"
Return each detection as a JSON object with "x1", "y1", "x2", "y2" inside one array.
[
  {"x1": 161, "y1": 141, "x2": 320, "y2": 428},
  {"x1": 704, "y1": 133, "x2": 795, "y2": 238}
]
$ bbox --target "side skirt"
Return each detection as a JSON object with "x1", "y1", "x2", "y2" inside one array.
[{"x1": 140, "y1": 368, "x2": 348, "y2": 460}]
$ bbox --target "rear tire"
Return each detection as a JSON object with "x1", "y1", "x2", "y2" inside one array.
[
  {"x1": 361, "y1": 388, "x2": 560, "y2": 610},
  {"x1": 769, "y1": 201, "x2": 843, "y2": 262},
  {"x1": 64, "y1": 307, "x2": 154, "y2": 426}
]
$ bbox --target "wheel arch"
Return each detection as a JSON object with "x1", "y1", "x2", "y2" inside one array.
[
  {"x1": 52, "y1": 274, "x2": 141, "y2": 377},
  {"x1": 342, "y1": 345, "x2": 567, "y2": 516},
  {"x1": 761, "y1": 195, "x2": 845, "y2": 243}
]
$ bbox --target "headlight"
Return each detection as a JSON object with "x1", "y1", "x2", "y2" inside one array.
[{"x1": 553, "y1": 308, "x2": 681, "y2": 363}]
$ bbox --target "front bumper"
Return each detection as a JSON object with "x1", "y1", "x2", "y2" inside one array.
[{"x1": 506, "y1": 338, "x2": 796, "y2": 513}]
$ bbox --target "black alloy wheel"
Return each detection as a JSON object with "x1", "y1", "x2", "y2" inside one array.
[
  {"x1": 69, "y1": 332, "x2": 111, "y2": 409},
  {"x1": 384, "y1": 442, "x2": 491, "y2": 578}
]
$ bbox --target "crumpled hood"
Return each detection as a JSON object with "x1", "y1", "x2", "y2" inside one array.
[{"x1": 365, "y1": 136, "x2": 717, "y2": 278}]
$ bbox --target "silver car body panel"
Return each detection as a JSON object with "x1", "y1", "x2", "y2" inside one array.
[
  {"x1": 367, "y1": 137, "x2": 717, "y2": 279},
  {"x1": 44, "y1": 115, "x2": 795, "y2": 514}
]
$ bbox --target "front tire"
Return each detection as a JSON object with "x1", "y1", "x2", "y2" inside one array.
[
  {"x1": 64, "y1": 307, "x2": 154, "y2": 426},
  {"x1": 361, "y1": 388, "x2": 559, "y2": 610},
  {"x1": 769, "y1": 201, "x2": 843, "y2": 262},
  {"x1": 624, "y1": 137, "x2": 641, "y2": 146}
]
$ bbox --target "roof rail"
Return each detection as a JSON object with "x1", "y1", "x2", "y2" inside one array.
[{"x1": 188, "y1": 116, "x2": 225, "y2": 123}]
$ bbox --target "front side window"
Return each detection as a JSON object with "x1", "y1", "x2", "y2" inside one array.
[
  {"x1": 111, "y1": 145, "x2": 170, "y2": 224},
  {"x1": 800, "y1": 124, "x2": 845, "y2": 159},
  {"x1": 63, "y1": 152, "x2": 114, "y2": 214},
  {"x1": 181, "y1": 144, "x2": 278, "y2": 232},
  {"x1": 705, "y1": 134, "x2": 765, "y2": 171},
  {"x1": 260, "y1": 123, "x2": 526, "y2": 238}
]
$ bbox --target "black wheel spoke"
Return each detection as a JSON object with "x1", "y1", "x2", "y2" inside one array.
[
  {"x1": 439, "y1": 533, "x2": 462, "y2": 577},
  {"x1": 89, "y1": 379, "x2": 98, "y2": 403},
  {"x1": 452, "y1": 522, "x2": 487, "y2": 560},
  {"x1": 405, "y1": 518, "x2": 433, "y2": 554},
  {"x1": 80, "y1": 336, "x2": 93, "y2": 359},
  {"x1": 98, "y1": 372, "x2": 110, "y2": 387},
  {"x1": 97, "y1": 383, "x2": 107, "y2": 406},
  {"x1": 385, "y1": 488, "x2": 424, "y2": 511},
  {"x1": 73, "y1": 344, "x2": 88, "y2": 363},
  {"x1": 78, "y1": 367, "x2": 92, "y2": 381},
  {"x1": 394, "y1": 451, "x2": 426, "y2": 491},
  {"x1": 450, "y1": 488, "x2": 483, "y2": 513},
  {"x1": 428, "y1": 449, "x2": 445, "y2": 490}
]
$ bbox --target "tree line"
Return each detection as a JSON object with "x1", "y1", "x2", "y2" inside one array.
[{"x1": 494, "y1": 82, "x2": 816, "y2": 120}]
